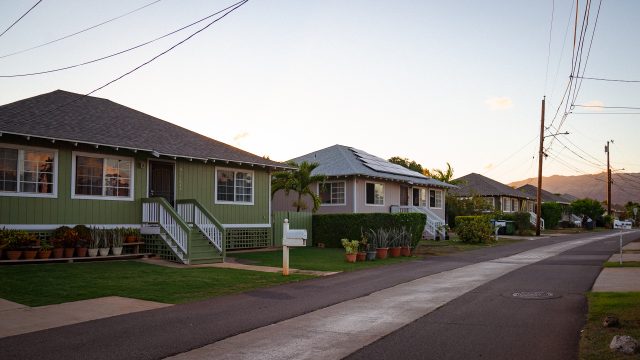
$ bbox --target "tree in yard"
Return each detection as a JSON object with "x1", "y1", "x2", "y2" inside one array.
[
  {"x1": 541, "y1": 202, "x2": 563, "y2": 229},
  {"x1": 624, "y1": 201, "x2": 640, "y2": 224},
  {"x1": 570, "y1": 198, "x2": 605, "y2": 223},
  {"x1": 271, "y1": 161, "x2": 326, "y2": 212},
  {"x1": 428, "y1": 162, "x2": 463, "y2": 185},
  {"x1": 388, "y1": 156, "x2": 424, "y2": 174}
]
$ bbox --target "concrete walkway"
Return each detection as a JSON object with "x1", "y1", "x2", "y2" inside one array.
[
  {"x1": 593, "y1": 240, "x2": 640, "y2": 292},
  {"x1": 167, "y1": 232, "x2": 628, "y2": 360},
  {"x1": 0, "y1": 296, "x2": 170, "y2": 338}
]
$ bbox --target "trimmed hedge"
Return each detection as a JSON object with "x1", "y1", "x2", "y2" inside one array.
[
  {"x1": 312, "y1": 213, "x2": 426, "y2": 248},
  {"x1": 455, "y1": 215, "x2": 494, "y2": 243}
]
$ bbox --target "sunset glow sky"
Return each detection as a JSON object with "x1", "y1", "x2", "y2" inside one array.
[{"x1": 1, "y1": 0, "x2": 638, "y2": 184}]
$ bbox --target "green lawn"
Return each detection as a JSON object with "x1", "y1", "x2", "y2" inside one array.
[
  {"x1": 580, "y1": 292, "x2": 640, "y2": 359},
  {"x1": 604, "y1": 261, "x2": 640, "y2": 268},
  {"x1": 0, "y1": 261, "x2": 311, "y2": 307},
  {"x1": 417, "y1": 236, "x2": 521, "y2": 256},
  {"x1": 232, "y1": 247, "x2": 415, "y2": 272}
]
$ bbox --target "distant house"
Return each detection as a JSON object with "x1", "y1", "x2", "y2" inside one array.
[
  {"x1": 451, "y1": 173, "x2": 531, "y2": 213},
  {"x1": 272, "y1": 145, "x2": 455, "y2": 238},
  {"x1": 0, "y1": 90, "x2": 290, "y2": 263},
  {"x1": 516, "y1": 184, "x2": 576, "y2": 224}
]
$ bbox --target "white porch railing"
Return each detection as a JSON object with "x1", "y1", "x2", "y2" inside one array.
[
  {"x1": 529, "y1": 211, "x2": 545, "y2": 230},
  {"x1": 142, "y1": 198, "x2": 189, "y2": 263},
  {"x1": 391, "y1": 206, "x2": 446, "y2": 239},
  {"x1": 177, "y1": 199, "x2": 225, "y2": 253}
]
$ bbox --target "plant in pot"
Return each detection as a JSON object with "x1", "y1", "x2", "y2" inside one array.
[
  {"x1": 364, "y1": 228, "x2": 377, "y2": 261},
  {"x1": 0, "y1": 229, "x2": 7, "y2": 259},
  {"x1": 341, "y1": 238, "x2": 359, "y2": 263},
  {"x1": 38, "y1": 238, "x2": 53, "y2": 259},
  {"x1": 371, "y1": 228, "x2": 389, "y2": 260},
  {"x1": 356, "y1": 234, "x2": 367, "y2": 262},
  {"x1": 4, "y1": 230, "x2": 22, "y2": 260},
  {"x1": 87, "y1": 226, "x2": 100, "y2": 257},
  {"x1": 73, "y1": 225, "x2": 91, "y2": 257},
  {"x1": 399, "y1": 227, "x2": 412, "y2": 257},
  {"x1": 125, "y1": 228, "x2": 140, "y2": 243},
  {"x1": 19, "y1": 231, "x2": 39, "y2": 260},
  {"x1": 99, "y1": 229, "x2": 111, "y2": 256},
  {"x1": 61, "y1": 229, "x2": 79, "y2": 258},
  {"x1": 111, "y1": 228, "x2": 124, "y2": 256},
  {"x1": 50, "y1": 237, "x2": 64, "y2": 258},
  {"x1": 388, "y1": 228, "x2": 402, "y2": 257}
]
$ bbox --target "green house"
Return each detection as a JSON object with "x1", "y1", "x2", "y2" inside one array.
[{"x1": 0, "y1": 90, "x2": 290, "y2": 264}]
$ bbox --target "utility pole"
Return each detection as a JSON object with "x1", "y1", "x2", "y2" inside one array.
[
  {"x1": 605, "y1": 140, "x2": 613, "y2": 215},
  {"x1": 536, "y1": 97, "x2": 545, "y2": 236}
]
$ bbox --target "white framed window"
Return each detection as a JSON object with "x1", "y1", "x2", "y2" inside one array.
[
  {"x1": 419, "y1": 188, "x2": 427, "y2": 207},
  {"x1": 72, "y1": 152, "x2": 134, "y2": 201},
  {"x1": 484, "y1": 197, "x2": 495, "y2": 209},
  {"x1": 512, "y1": 198, "x2": 519, "y2": 212},
  {"x1": 319, "y1": 181, "x2": 346, "y2": 205},
  {"x1": 0, "y1": 144, "x2": 57, "y2": 198},
  {"x1": 429, "y1": 189, "x2": 443, "y2": 209},
  {"x1": 502, "y1": 197, "x2": 513, "y2": 212},
  {"x1": 528, "y1": 201, "x2": 535, "y2": 212},
  {"x1": 365, "y1": 182, "x2": 384, "y2": 206},
  {"x1": 215, "y1": 167, "x2": 254, "y2": 205}
]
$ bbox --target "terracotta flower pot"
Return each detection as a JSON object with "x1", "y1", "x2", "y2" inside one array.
[
  {"x1": 52, "y1": 248, "x2": 64, "y2": 258},
  {"x1": 76, "y1": 247, "x2": 88, "y2": 257},
  {"x1": 63, "y1": 248, "x2": 75, "y2": 258},
  {"x1": 38, "y1": 250, "x2": 52, "y2": 259},
  {"x1": 345, "y1": 253, "x2": 357, "y2": 263},
  {"x1": 7, "y1": 250, "x2": 22, "y2": 260},
  {"x1": 125, "y1": 235, "x2": 138, "y2": 243},
  {"x1": 390, "y1": 247, "x2": 402, "y2": 258},
  {"x1": 376, "y1": 247, "x2": 389, "y2": 260},
  {"x1": 356, "y1": 252, "x2": 366, "y2": 262},
  {"x1": 401, "y1": 246, "x2": 411, "y2": 257},
  {"x1": 23, "y1": 249, "x2": 38, "y2": 260}
]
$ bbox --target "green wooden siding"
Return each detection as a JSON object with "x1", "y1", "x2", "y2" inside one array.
[
  {"x1": 177, "y1": 161, "x2": 271, "y2": 225},
  {"x1": 272, "y1": 211, "x2": 313, "y2": 247},
  {"x1": 0, "y1": 135, "x2": 272, "y2": 227}
]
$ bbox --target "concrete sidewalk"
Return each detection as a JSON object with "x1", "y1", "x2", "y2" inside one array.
[{"x1": 592, "y1": 240, "x2": 640, "y2": 292}]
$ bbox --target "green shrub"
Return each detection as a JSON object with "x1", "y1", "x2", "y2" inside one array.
[
  {"x1": 312, "y1": 213, "x2": 426, "y2": 248},
  {"x1": 512, "y1": 212, "x2": 532, "y2": 235},
  {"x1": 541, "y1": 202, "x2": 562, "y2": 229},
  {"x1": 455, "y1": 216, "x2": 494, "y2": 243}
]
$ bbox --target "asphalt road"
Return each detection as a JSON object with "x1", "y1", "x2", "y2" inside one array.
[
  {"x1": 1, "y1": 231, "x2": 636, "y2": 360},
  {"x1": 346, "y1": 232, "x2": 636, "y2": 360}
]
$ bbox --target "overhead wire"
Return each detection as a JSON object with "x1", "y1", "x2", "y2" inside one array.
[
  {"x1": 0, "y1": 0, "x2": 43, "y2": 38},
  {"x1": 0, "y1": 0, "x2": 164, "y2": 60},
  {"x1": 575, "y1": 76, "x2": 640, "y2": 83},
  {"x1": 544, "y1": 0, "x2": 555, "y2": 94},
  {"x1": 10, "y1": 0, "x2": 250, "y2": 122},
  {"x1": 0, "y1": 0, "x2": 245, "y2": 78}
]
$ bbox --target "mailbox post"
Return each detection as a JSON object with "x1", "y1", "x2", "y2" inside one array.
[{"x1": 282, "y1": 219, "x2": 307, "y2": 276}]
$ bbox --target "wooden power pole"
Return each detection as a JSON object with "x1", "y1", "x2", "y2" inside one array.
[
  {"x1": 605, "y1": 141, "x2": 612, "y2": 215},
  {"x1": 536, "y1": 97, "x2": 545, "y2": 236}
]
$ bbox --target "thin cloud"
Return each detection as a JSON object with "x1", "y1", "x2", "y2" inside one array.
[
  {"x1": 484, "y1": 163, "x2": 494, "y2": 170},
  {"x1": 485, "y1": 97, "x2": 513, "y2": 110},
  {"x1": 233, "y1": 131, "x2": 249, "y2": 142},
  {"x1": 583, "y1": 100, "x2": 604, "y2": 111}
]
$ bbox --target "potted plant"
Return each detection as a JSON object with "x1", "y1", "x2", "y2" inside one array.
[
  {"x1": 388, "y1": 228, "x2": 402, "y2": 257},
  {"x1": 19, "y1": 231, "x2": 39, "y2": 260},
  {"x1": 99, "y1": 229, "x2": 111, "y2": 256},
  {"x1": 0, "y1": 230, "x2": 7, "y2": 259},
  {"x1": 125, "y1": 228, "x2": 140, "y2": 243},
  {"x1": 341, "y1": 238, "x2": 359, "y2": 263},
  {"x1": 74, "y1": 225, "x2": 91, "y2": 257},
  {"x1": 371, "y1": 228, "x2": 389, "y2": 260},
  {"x1": 356, "y1": 235, "x2": 367, "y2": 262},
  {"x1": 87, "y1": 226, "x2": 100, "y2": 257},
  {"x1": 50, "y1": 237, "x2": 64, "y2": 258},
  {"x1": 111, "y1": 228, "x2": 124, "y2": 256},
  {"x1": 400, "y1": 227, "x2": 412, "y2": 257},
  {"x1": 61, "y1": 229, "x2": 79, "y2": 258},
  {"x1": 4, "y1": 230, "x2": 22, "y2": 260},
  {"x1": 38, "y1": 239, "x2": 53, "y2": 259}
]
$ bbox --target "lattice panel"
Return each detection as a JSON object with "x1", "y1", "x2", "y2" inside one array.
[
  {"x1": 226, "y1": 228, "x2": 271, "y2": 249},
  {"x1": 141, "y1": 234, "x2": 180, "y2": 262}
]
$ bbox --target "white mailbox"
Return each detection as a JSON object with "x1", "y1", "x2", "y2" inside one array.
[{"x1": 283, "y1": 220, "x2": 307, "y2": 247}]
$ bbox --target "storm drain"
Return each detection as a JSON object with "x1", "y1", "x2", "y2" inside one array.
[{"x1": 508, "y1": 291, "x2": 561, "y2": 300}]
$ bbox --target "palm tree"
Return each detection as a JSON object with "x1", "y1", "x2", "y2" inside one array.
[
  {"x1": 271, "y1": 161, "x2": 326, "y2": 212},
  {"x1": 428, "y1": 162, "x2": 461, "y2": 185}
]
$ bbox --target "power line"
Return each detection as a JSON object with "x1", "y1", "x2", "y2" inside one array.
[
  {"x1": 544, "y1": 0, "x2": 555, "y2": 94},
  {"x1": 574, "y1": 104, "x2": 640, "y2": 110},
  {"x1": 571, "y1": 112, "x2": 640, "y2": 115},
  {"x1": 11, "y1": 0, "x2": 249, "y2": 123},
  {"x1": 0, "y1": 0, "x2": 43, "y2": 38},
  {"x1": 575, "y1": 75, "x2": 640, "y2": 83},
  {"x1": 0, "y1": 0, "x2": 244, "y2": 78},
  {"x1": 0, "y1": 0, "x2": 163, "y2": 60}
]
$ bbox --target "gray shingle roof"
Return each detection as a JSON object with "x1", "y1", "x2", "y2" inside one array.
[
  {"x1": 451, "y1": 173, "x2": 529, "y2": 198},
  {"x1": 290, "y1": 144, "x2": 455, "y2": 188},
  {"x1": 516, "y1": 184, "x2": 572, "y2": 204},
  {"x1": 0, "y1": 90, "x2": 288, "y2": 168}
]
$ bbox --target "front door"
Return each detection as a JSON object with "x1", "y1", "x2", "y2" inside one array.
[
  {"x1": 149, "y1": 161, "x2": 174, "y2": 205},
  {"x1": 400, "y1": 186, "x2": 409, "y2": 206}
]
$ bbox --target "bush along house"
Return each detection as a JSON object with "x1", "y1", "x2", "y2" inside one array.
[
  {"x1": 0, "y1": 90, "x2": 291, "y2": 264},
  {"x1": 272, "y1": 144, "x2": 455, "y2": 239}
]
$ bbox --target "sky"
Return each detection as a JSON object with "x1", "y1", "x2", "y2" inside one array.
[{"x1": 0, "y1": 0, "x2": 639, "y2": 184}]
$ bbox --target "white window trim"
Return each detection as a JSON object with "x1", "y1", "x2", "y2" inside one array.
[
  {"x1": 318, "y1": 181, "x2": 347, "y2": 206},
  {"x1": 0, "y1": 143, "x2": 58, "y2": 198},
  {"x1": 71, "y1": 151, "x2": 135, "y2": 201},
  {"x1": 429, "y1": 189, "x2": 443, "y2": 209},
  {"x1": 214, "y1": 166, "x2": 255, "y2": 205},
  {"x1": 486, "y1": 197, "x2": 495, "y2": 209},
  {"x1": 365, "y1": 181, "x2": 385, "y2": 206}
]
